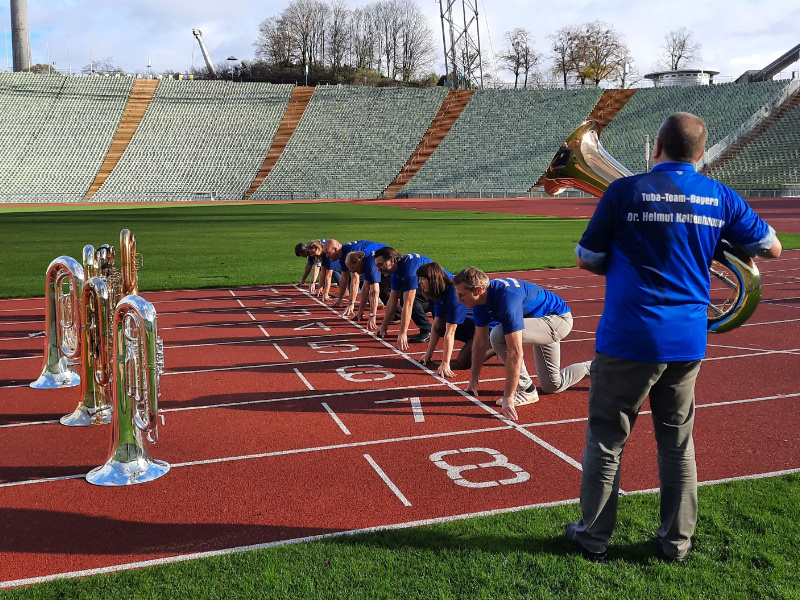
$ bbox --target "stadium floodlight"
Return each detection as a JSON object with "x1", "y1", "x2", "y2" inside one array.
[{"x1": 437, "y1": 0, "x2": 483, "y2": 90}]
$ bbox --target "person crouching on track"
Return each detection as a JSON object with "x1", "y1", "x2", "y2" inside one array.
[
  {"x1": 453, "y1": 267, "x2": 591, "y2": 421},
  {"x1": 417, "y1": 262, "x2": 496, "y2": 377},
  {"x1": 374, "y1": 246, "x2": 433, "y2": 350},
  {"x1": 307, "y1": 239, "x2": 341, "y2": 299},
  {"x1": 345, "y1": 250, "x2": 393, "y2": 331},
  {"x1": 324, "y1": 239, "x2": 387, "y2": 317}
]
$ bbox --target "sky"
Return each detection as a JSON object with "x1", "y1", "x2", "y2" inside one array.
[{"x1": 1, "y1": 0, "x2": 798, "y2": 84}]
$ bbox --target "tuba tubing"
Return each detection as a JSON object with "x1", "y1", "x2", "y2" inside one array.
[
  {"x1": 30, "y1": 256, "x2": 85, "y2": 389},
  {"x1": 541, "y1": 120, "x2": 762, "y2": 333}
]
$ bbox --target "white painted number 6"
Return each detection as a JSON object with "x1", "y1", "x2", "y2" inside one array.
[
  {"x1": 336, "y1": 364, "x2": 394, "y2": 382},
  {"x1": 429, "y1": 447, "x2": 530, "y2": 488}
]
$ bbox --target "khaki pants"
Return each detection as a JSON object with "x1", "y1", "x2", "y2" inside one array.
[
  {"x1": 489, "y1": 312, "x2": 589, "y2": 393},
  {"x1": 573, "y1": 351, "x2": 701, "y2": 559}
]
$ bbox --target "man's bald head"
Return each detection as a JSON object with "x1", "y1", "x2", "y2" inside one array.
[
  {"x1": 655, "y1": 112, "x2": 708, "y2": 164},
  {"x1": 323, "y1": 239, "x2": 342, "y2": 259}
]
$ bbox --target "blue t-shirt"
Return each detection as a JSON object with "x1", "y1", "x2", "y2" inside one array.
[
  {"x1": 340, "y1": 240, "x2": 386, "y2": 266},
  {"x1": 433, "y1": 284, "x2": 470, "y2": 325},
  {"x1": 472, "y1": 278, "x2": 569, "y2": 332},
  {"x1": 391, "y1": 253, "x2": 433, "y2": 292},
  {"x1": 321, "y1": 256, "x2": 343, "y2": 272},
  {"x1": 361, "y1": 250, "x2": 383, "y2": 285},
  {"x1": 576, "y1": 162, "x2": 775, "y2": 362}
]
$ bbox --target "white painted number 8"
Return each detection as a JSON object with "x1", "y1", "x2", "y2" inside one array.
[{"x1": 429, "y1": 447, "x2": 530, "y2": 488}]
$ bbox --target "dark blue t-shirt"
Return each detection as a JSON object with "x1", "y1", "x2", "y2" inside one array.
[
  {"x1": 576, "y1": 162, "x2": 775, "y2": 362},
  {"x1": 340, "y1": 240, "x2": 386, "y2": 266},
  {"x1": 472, "y1": 278, "x2": 569, "y2": 332},
  {"x1": 433, "y1": 284, "x2": 469, "y2": 325},
  {"x1": 391, "y1": 253, "x2": 433, "y2": 292}
]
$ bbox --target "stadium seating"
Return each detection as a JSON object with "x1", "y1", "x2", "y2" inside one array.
[
  {"x1": 600, "y1": 80, "x2": 789, "y2": 174},
  {"x1": 251, "y1": 85, "x2": 449, "y2": 200},
  {"x1": 0, "y1": 72, "x2": 134, "y2": 203},
  {"x1": 91, "y1": 80, "x2": 293, "y2": 202},
  {"x1": 401, "y1": 87, "x2": 604, "y2": 197},
  {"x1": 708, "y1": 97, "x2": 800, "y2": 192}
]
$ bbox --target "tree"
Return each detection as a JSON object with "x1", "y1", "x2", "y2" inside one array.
[
  {"x1": 579, "y1": 20, "x2": 629, "y2": 87},
  {"x1": 656, "y1": 27, "x2": 702, "y2": 71},
  {"x1": 500, "y1": 29, "x2": 542, "y2": 88},
  {"x1": 253, "y1": 15, "x2": 295, "y2": 68},
  {"x1": 81, "y1": 56, "x2": 124, "y2": 75},
  {"x1": 397, "y1": 0, "x2": 435, "y2": 82},
  {"x1": 548, "y1": 25, "x2": 584, "y2": 88},
  {"x1": 327, "y1": 0, "x2": 350, "y2": 75}
]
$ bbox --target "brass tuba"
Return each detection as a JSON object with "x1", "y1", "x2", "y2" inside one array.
[
  {"x1": 60, "y1": 275, "x2": 114, "y2": 426},
  {"x1": 30, "y1": 256, "x2": 85, "y2": 389},
  {"x1": 541, "y1": 120, "x2": 762, "y2": 333},
  {"x1": 86, "y1": 294, "x2": 169, "y2": 486}
]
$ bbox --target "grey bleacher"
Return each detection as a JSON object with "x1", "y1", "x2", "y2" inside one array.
[
  {"x1": 91, "y1": 80, "x2": 293, "y2": 202},
  {"x1": 251, "y1": 86, "x2": 449, "y2": 200},
  {"x1": 710, "y1": 99, "x2": 800, "y2": 192},
  {"x1": 401, "y1": 88, "x2": 604, "y2": 196},
  {"x1": 0, "y1": 72, "x2": 134, "y2": 203},
  {"x1": 600, "y1": 80, "x2": 789, "y2": 174}
]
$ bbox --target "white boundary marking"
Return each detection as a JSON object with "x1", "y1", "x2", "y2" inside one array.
[
  {"x1": 257, "y1": 324, "x2": 271, "y2": 338},
  {"x1": 410, "y1": 397, "x2": 424, "y2": 423},
  {"x1": 273, "y1": 343, "x2": 289, "y2": 360},
  {"x1": 4, "y1": 466, "x2": 800, "y2": 590},
  {"x1": 297, "y1": 286, "x2": 585, "y2": 472},
  {"x1": 321, "y1": 402, "x2": 351, "y2": 435},
  {"x1": 293, "y1": 368, "x2": 315, "y2": 391},
  {"x1": 364, "y1": 453, "x2": 411, "y2": 506}
]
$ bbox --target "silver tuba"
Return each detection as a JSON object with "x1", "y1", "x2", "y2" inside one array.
[
  {"x1": 30, "y1": 256, "x2": 85, "y2": 388},
  {"x1": 86, "y1": 294, "x2": 168, "y2": 486},
  {"x1": 541, "y1": 120, "x2": 762, "y2": 333}
]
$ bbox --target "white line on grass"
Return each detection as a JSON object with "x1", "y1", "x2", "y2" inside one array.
[
  {"x1": 322, "y1": 402, "x2": 351, "y2": 435},
  {"x1": 364, "y1": 453, "x2": 411, "y2": 506}
]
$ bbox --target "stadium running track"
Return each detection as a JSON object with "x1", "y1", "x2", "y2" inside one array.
[{"x1": 1, "y1": 197, "x2": 799, "y2": 588}]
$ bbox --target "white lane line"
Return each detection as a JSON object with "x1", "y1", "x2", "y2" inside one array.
[
  {"x1": 257, "y1": 324, "x2": 270, "y2": 337},
  {"x1": 246, "y1": 311, "x2": 257, "y2": 321},
  {"x1": 322, "y1": 402, "x2": 351, "y2": 435},
  {"x1": 0, "y1": 419, "x2": 61, "y2": 429},
  {"x1": 297, "y1": 286, "x2": 585, "y2": 472},
  {"x1": 273, "y1": 343, "x2": 289, "y2": 360},
  {"x1": 269, "y1": 288, "x2": 280, "y2": 294},
  {"x1": 293, "y1": 368, "x2": 315, "y2": 391},
  {"x1": 228, "y1": 289, "x2": 247, "y2": 309},
  {"x1": 410, "y1": 397, "x2": 424, "y2": 423},
  {"x1": 364, "y1": 453, "x2": 411, "y2": 507}
]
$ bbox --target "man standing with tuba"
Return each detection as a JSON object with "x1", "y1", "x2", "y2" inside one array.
[{"x1": 567, "y1": 113, "x2": 782, "y2": 563}]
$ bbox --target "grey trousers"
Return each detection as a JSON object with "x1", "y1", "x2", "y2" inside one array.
[
  {"x1": 489, "y1": 312, "x2": 590, "y2": 394},
  {"x1": 574, "y1": 351, "x2": 701, "y2": 559}
]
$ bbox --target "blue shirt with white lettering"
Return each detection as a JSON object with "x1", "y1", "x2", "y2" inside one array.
[
  {"x1": 391, "y1": 253, "x2": 433, "y2": 292},
  {"x1": 472, "y1": 278, "x2": 570, "y2": 332},
  {"x1": 576, "y1": 162, "x2": 775, "y2": 362}
]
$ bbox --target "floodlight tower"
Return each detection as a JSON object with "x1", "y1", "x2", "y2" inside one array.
[
  {"x1": 10, "y1": 0, "x2": 32, "y2": 71},
  {"x1": 191, "y1": 28, "x2": 217, "y2": 77},
  {"x1": 437, "y1": 0, "x2": 483, "y2": 89}
]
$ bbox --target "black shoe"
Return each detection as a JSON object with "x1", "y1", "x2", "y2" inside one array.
[
  {"x1": 408, "y1": 333, "x2": 431, "y2": 344},
  {"x1": 654, "y1": 540, "x2": 690, "y2": 563},
  {"x1": 565, "y1": 523, "x2": 607, "y2": 563}
]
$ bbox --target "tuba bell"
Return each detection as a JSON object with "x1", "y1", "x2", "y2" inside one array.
[
  {"x1": 30, "y1": 256, "x2": 85, "y2": 389},
  {"x1": 86, "y1": 294, "x2": 169, "y2": 486},
  {"x1": 541, "y1": 120, "x2": 762, "y2": 333}
]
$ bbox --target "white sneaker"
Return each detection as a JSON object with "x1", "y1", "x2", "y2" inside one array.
[{"x1": 496, "y1": 385, "x2": 539, "y2": 407}]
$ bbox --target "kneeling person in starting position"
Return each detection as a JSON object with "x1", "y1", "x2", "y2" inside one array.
[
  {"x1": 417, "y1": 262, "x2": 495, "y2": 376},
  {"x1": 454, "y1": 267, "x2": 590, "y2": 421}
]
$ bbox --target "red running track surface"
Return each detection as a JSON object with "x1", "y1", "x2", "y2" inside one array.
[{"x1": 1, "y1": 256, "x2": 799, "y2": 587}]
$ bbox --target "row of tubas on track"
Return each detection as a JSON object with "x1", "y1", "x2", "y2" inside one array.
[{"x1": 30, "y1": 229, "x2": 169, "y2": 486}]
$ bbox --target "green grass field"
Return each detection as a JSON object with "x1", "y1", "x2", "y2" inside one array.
[{"x1": 2, "y1": 202, "x2": 798, "y2": 599}]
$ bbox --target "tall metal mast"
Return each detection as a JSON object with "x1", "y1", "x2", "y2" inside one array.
[
  {"x1": 10, "y1": 0, "x2": 32, "y2": 72},
  {"x1": 437, "y1": 0, "x2": 483, "y2": 89},
  {"x1": 191, "y1": 28, "x2": 217, "y2": 77}
]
